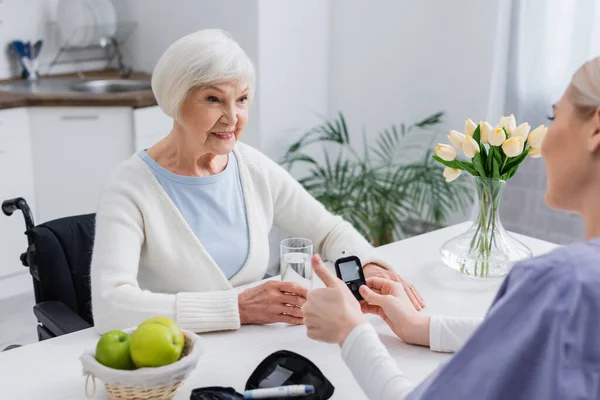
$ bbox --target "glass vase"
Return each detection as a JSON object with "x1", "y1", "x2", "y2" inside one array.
[{"x1": 440, "y1": 177, "x2": 533, "y2": 278}]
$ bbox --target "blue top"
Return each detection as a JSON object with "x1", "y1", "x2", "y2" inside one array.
[
  {"x1": 408, "y1": 237, "x2": 600, "y2": 400},
  {"x1": 138, "y1": 151, "x2": 249, "y2": 279}
]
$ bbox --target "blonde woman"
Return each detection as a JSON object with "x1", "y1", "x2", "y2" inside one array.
[{"x1": 304, "y1": 56, "x2": 600, "y2": 400}]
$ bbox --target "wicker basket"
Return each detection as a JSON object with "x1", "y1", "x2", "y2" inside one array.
[{"x1": 81, "y1": 329, "x2": 202, "y2": 400}]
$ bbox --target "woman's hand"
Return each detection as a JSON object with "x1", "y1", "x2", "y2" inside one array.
[
  {"x1": 303, "y1": 255, "x2": 368, "y2": 346},
  {"x1": 238, "y1": 281, "x2": 308, "y2": 325},
  {"x1": 360, "y1": 277, "x2": 431, "y2": 347},
  {"x1": 363, "y1": 263, "x2": 425, "y2": 311}
]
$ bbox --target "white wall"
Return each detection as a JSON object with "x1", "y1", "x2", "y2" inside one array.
[
  {"x1": 255, "y1": 0, "x2": 331, "y2": 274},
  {"x1": 329, "y1": 0, "x2": 503, "y2": 146},
  {"x1": 256, "y1": 0, "x2": 330, "y2": 160},
  {"x1": 113, "y1": 0, "x2": 259, "y2": 75}
]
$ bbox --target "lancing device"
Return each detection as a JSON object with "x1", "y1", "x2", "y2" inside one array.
[{"x1": 243, "y1": 384, "x2": 314, "y2": 399}]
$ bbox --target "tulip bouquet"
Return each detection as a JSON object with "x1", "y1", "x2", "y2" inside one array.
[
  {"x1": 433, "y1": 115, "x2": 546, "y2": 183},
  {"x1": 433, "y1": 115, "x2": 547, "y2": 277}
]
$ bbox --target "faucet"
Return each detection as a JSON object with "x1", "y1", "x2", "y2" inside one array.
[{"x1": 100, "y1": 36, "x2": 132, "y2": 78}]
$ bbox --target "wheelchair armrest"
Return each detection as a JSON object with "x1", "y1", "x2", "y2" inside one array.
[{"x1": 33, "y1": 301, "x2": 92, "y2": 337}]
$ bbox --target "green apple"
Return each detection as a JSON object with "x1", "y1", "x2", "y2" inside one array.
[
  {"x1": 95, "y1": 330, "x2": 136, "y2": 370},
  {"x1": 130, "y1": 318, "x2": 185, "y2": 368},
  {"x1": 139, "y1": 316, "x2": 184, "y2": 345}
]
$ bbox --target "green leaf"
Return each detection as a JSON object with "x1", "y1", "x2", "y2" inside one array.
[
  {"x1": 472, "y1": 125, "x2": 481, "y2": 143},
  {"x1": 283, "y1": 154, "x2": 319, "y2": 166},
  {"x1": 456, "y1": 160, "x2": 478, "y2": 176},
  {"x1": 493, "y1": 146, "x2": 503, "y2": 164},
  {"x1": 324, "y1": 121, "x2": 344, "y2": 144},
  {"x1": 486, "y1": 146, "x2": 494, "y2": 173},
  {"x1": 492, "y1": 152, "x2": 501, "y2": 180},
  {"x1": 339, "y1": 112, "x2": 350, "y2": 144},
  {"x1": 432, "y1": 155, "x2": 464, "y2": 170},
  {"x1": 501, "y1": 148, "x2": 530, "y2": 175},
  {"x1": 498, "y1": 146, "x2": 507, "y2": 158},
  {"x1": 413, "y1": 111, "x2": 444, "y2": 128},
  {"x1": 502, "y1": 164, "x2": 520, "y2": 180},
  {"x1": 432, "y1": 155, "x2": 479, "y2": 176},
  {"x1": 472, "y1": 152, "x2": 487, "y2": 178},
  {"x1": 288, "y1": 141, "x2": 302, "y2": 153},
  {"x1": 478, "y1": 146, "x2": 487, "y2": 175}
]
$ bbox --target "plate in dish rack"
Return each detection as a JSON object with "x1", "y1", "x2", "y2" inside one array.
[{"x1": 56, "y1": 0, "x2": 96, "y2": 47}]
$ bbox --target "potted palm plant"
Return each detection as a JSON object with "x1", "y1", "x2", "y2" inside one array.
[{"x1": 280, "y1": 111, "x2": 473, "y2": 246}]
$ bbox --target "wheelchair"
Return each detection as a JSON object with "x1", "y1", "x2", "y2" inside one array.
[{"x1": 2, "y1": 197, "x2": 95, "y2": 341}]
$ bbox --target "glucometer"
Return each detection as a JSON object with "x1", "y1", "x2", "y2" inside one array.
[{"x1": 334, "y1": 255, "x2": 367, "y2": 300}]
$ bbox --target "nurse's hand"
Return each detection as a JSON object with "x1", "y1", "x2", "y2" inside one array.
[
  {"x1": 238, "y1": 280, "x2": 307, "y2": 325},
  {"x1": 363, "y1": 263, "x2": 426, "y2": 311},
  {"x1": 360, "y1": 277, "x2": 431, "y2": 347},
  {"x1": 303, "y1": 255, "x2": 368, "y2": 346}
]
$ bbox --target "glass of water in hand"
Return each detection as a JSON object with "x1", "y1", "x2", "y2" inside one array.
[{"x1": 280, "y1": 237, "x2": 313, "y2": 289}]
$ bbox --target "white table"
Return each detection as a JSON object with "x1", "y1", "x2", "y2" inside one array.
[{"x1": 0, "y1": 223, "x2": 558, "y2": 399}]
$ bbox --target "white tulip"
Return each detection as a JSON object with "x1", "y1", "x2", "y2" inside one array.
[
  {"x1": 488, "y1": 127, "x2": 507, "y2": 146},
  {"x1": 497, "y1": 114, "x2": 517, "y2": 135},
  {"x1": 502, "y1": 136, "x2": 525, "y2": 157},
  {"x1": 435, "y1": 143, "x2": 457, "y2": 161},
  {"x1": 465, "y1": 119, "x2": 477, "y2": 137},
  {"x1": 479, "y1": 121, "x2": 493, "y2": 144},
  {"x1": 513, "y1": 122, "x2": 531, "y2": 139},
  {"x1": 462, "y1": 136, "x2": 480, "y2": 159},
  {"x1": 529, "y1": 146, "x2": 542, "y2": 158},
  {"x1": 448, "y1": 130, "x2": 466, "y2": 148},
  {"x1": 528, "y1": 125, "x2": 547, "y2": 148},
  {"x1": 443, "y1": 167, "x2": 461, "y2": 182}
]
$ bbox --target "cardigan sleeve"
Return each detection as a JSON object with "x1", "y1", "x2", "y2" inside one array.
[
  {"x1": 90, "y1": 170, "x2": 240, "y2": 334},
  {"x1": 255, "y1": 148, "x2": 394, "y2": 269}
]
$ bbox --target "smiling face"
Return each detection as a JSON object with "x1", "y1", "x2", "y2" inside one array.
[{"x1": 176, "y1": 80, "x2": 250, "y2": 155}]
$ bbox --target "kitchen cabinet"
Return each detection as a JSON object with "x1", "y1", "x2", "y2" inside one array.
[
  {"x1": 0, "y1": 108, "x2": 35, "y2": 279},
  {"x1": 17, "y1": 105, "x2": 170, "y2": 224},
  {"x1": 133, "y1": 105, "x2": 173, "y2": 151},
  {"x1": 28, "y1": 107, "x2": 134, "y2": 223}
]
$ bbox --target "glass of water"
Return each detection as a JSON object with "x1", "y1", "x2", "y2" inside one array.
[{"x1": 280, "y1": 237, "x2": 313, "y2": 289}]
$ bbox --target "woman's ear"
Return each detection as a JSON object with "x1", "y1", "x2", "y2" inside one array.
[{"x1": 590, "y1": 107, "x2": 600, "y2": 153}]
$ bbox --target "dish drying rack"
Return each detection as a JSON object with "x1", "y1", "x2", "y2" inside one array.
[{"x1": 44, "y1": 21, "x2": 138, "y2": 78}]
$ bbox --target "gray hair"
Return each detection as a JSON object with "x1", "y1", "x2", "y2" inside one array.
[{"x1": 151, "y1": 29, "x2": 256, "y2": 121}]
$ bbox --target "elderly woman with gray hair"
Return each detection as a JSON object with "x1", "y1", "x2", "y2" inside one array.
[{"x1": 90, "y1": 29, "x2": 424, "y2": 334}]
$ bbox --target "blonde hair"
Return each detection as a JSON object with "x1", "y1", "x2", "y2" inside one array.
[
  {"x1": 151, "y1": 29, "x2": 256, "y2": 121},
  {"x1": 569, "y1": 56, "x2": 600, "y2": 119}
]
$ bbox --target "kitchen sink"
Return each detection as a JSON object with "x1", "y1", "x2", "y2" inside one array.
[
  {"x1": 0, "y1": 78, "x2": 152, "y2": 95},
  {"x1": 69, "y1": 79, "x2": 152, "y2": 93}
]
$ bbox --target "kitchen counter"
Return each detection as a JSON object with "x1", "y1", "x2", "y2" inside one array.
[{"x1": 0, "y1": 70, "x2": 156, "y2": 110}]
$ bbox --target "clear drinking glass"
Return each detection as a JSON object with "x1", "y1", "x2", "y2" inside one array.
[{"x1": 280, "y1": 238, "x2": 313, "y2": 288}]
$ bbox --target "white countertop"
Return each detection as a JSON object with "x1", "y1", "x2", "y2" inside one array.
[{"x1": 0, "y1": 222, "x2": 558, "y2": 399}]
